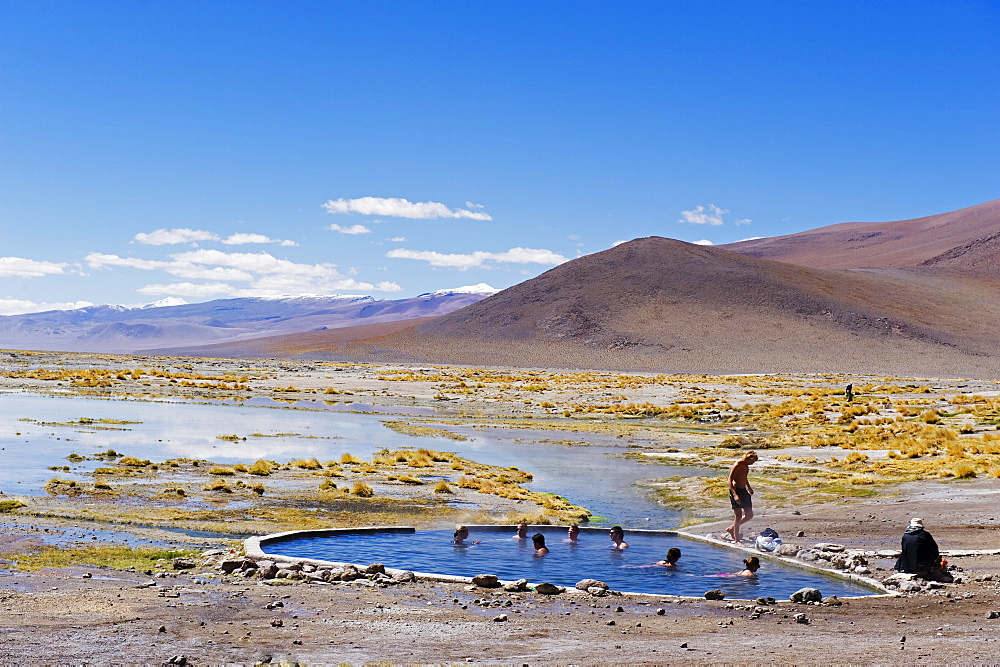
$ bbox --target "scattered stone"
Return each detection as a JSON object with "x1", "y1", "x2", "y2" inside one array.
[
  {"x1": 166, "y1": 656, "x2": 187, "y2": 665},
  {"x1": 158, "y1": 625, "x2": 167, "y2": 633},
  {"x1": 392, "y1": 570, "x2": 416, "y2": 583},
  {"x1": 270, "y1": 619, "x2": 283, "y2": 627},
  {"x1": 472, "y1": 574, "x2": 501, "y2": 588},
  {"x1": 822, "y1": 596, "x2": 843, "y2": 606},
  {"x1": 704, "y1": 590, "x2": 725, "y2": 601},
  {"x1": 656, "y1": 608, "x2": 666, "y2": 615},
  {"x1": 365, "y1": 563, "x2": 385, "y2": 575},
  {"x1": 258, "y1": 563, "x2": 279, "y2": 579},
  {"x1": 794, "y1": 613, "x2": 809, "y2": 624},
  {"x1": 615, "y1": 606, "x2": 624, "y2": 613},
  {"x1": 606, "y1": 620, "x2": 616, "y2": 626},
  {"x1": 265, "y1": 601, "x2": 284, "y2": 610},
  {"x1": 587, "y1": 586, "x2": 609, "y2": 597},
  {"x1": 755, "y1": 597, "x2": 769, "y2": 605},
  {"x1": 776, "y1": 544, "x2": 800, "y2": 557},
  {"x1": 795, "y1": 530, "x2": 804, "y2": 536},
  {"x1": 534, "y1": 582, "x2": 564, "y2": 595},
  {"x1": 493, "y1": 614, "x2": 508, "y2": 622},
  {"x1": 220, "y1": 558, "x2": 255, "y2": 574},
  {"x1": 790, "y1": 588, "x2": 822, "y2": 603},
  {"x1": 814, "y1": 543, "x2": 845, "y2": 552},
  {"x1": 576, "y1": 579, "x2": 608, "y2": 591},
  {"x1": 986, "y1": 610, "x2": 1000, "y2": 619},
  {"x1": 504, "y1": 578, "x2": 528, "y2": 592},
  {"x1": 680, "y1": 642, "x2": 688, "y2": 648},
  {"x1": 81, "y1": 573, "x2": 92, "y2": 579}
]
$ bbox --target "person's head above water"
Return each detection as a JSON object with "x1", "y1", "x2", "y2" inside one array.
[
  {"x1": 665, "y1": 547, "x2": 681, "y2": 565},
  {"x1": 532, "y1": 533, "x2": 548, "y2": 553},
  {"x1": 609, "y1": 525, "x2": 628, "y2": 548},
  {"x1": 453, "y1": 525, "x2": 469, "y2": 542},
  {"x1": 514, "y1": 521, "x2": 528, "y2": 538},
  {"x1": 567, "y1": 525, "x2": 580, "y2": 540},
  {"x1": 742, "y1": 556, "x2": 760, "y2": 573}
]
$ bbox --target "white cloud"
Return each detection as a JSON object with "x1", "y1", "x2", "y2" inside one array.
[
  {"x1": 329, "y1": 224, "x2": 372, "y2": 235},
  {"x1": 137, "y1": 282, "x2": 238, "y2": 298},
  {"x1": 386, "y1": 246, "x2": 568, "y2": 271},
  {"x1": 0, "y1": 298, "x2": 94, "y2": 316},
  {"x1": 164, "y1": 265, "x2": 255, "y2": 281},
  {"x1": 0, "y1": 257, "x2": 68, "y2": 278},
  {"x1": 86, "y1": 253, "x2": 171, "y2": 271},
  {"x1": 387, "y1": 236, "x2": 406, "y2": 242},
  {"x1": 323, "y1": 197, "x2": 492, "y2": 221},
  {"x1": 222, "y1": 233, "x2": 297, "y2": 246},
  {"x1": 678, "y1": 204, "x2": 728, "y2": 226},
  {"x1": 375, "y1": 281, "x2": 403, "y2": 292},
  {"x1": 611, "y1": 240, "x2": 628, "y2": 247},
  {"x1": 736, "y1": 218, "x2": 752, "y2": 226},
  {"x1": 134, "y1": 228, "x2": 220, "y2": 245},
  {"x1": 693, "y1": 239, "x2": 714, "y2": 245}
]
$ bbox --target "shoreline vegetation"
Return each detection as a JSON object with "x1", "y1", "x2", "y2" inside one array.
[{"x1": 2, "y1": 349, "x2": 1000, "y2": 662}]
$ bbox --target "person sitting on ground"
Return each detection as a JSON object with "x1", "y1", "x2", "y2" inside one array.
[
  {"x1": 532, "y1": 533, "x2": 549, "y2": 555},
  {"x1": 513, "y1": 521, "x2": 528, "y2": 539},
  {"x1": 895, "y1": 518, "x2": 950, "y2": 581},
  {"x1": 567, "y1": 524, "x2": 580, "y2": 542},
  {"x1": 657, "y1": 547, "x2": 681, "y2": 567},
  {"x1": 609, "y1": 525, "x2": 629, "y2": 550},
  {"x1": 736, "y1": 556, "x2": 760, "y2": 577}
]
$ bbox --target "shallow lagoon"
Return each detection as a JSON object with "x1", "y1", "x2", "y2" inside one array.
[
  {"x1": 264, "y1": 527, "x2": 879, "y2": 599},
  {"x1": 0, "y1": 391, "x2": 708, "y2": 527}
]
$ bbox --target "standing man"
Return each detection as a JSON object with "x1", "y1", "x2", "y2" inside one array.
[{"x1": 726, "y1": 450, "x2": 758, "y2": 543}]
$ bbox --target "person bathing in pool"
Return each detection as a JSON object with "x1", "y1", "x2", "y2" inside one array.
[
  {"x1": 609, "y1": 525, "x2": 629, "y2": 549},
  {"x1": 657, "y1": 547, "x2": 681, "y2": 567},
  {"x1": 735, "y1": 556, "x2": 760, "y2": 577},
  {"x1": 532, "y1": 533, "x2": 549, "y2": 555},
  {"x1": 566, "y1": 525, "x2": 580, "y2": 542},
  {"x1": 513, "y1": 521, "x2": 528, "y2": 539},
  {"x1": 453, "y1": 526, "x2": 480, "y2": 545}
]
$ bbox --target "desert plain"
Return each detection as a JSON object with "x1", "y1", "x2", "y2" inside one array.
[{"x1": 1, "y1": 350, "x2": 1000, "y2": 664}]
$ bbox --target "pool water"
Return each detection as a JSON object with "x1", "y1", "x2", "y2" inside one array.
[{"x1": 263, "y1": 527, "x2": 880, "y2": 599}]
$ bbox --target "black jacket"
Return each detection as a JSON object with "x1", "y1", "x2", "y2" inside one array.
[{"x1": 894, "y1": 527, "x2": 939, "y2": 573}]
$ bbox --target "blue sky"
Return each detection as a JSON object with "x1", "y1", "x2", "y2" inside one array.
[{"x1": 2, "y1": 0, "x2": 998, "y2": 314}]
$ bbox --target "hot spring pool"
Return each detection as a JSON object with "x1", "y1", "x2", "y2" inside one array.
[{"x1": 256, "y1": 526, "x2": 882, "y2": 599}]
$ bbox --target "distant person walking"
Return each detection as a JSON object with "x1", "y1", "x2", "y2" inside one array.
[
  {"x1": 845, "y1": 383, "x2": 854, "y2": 402},
  {"x1": 726, "y1": 450, "x2": 758, "y2": 543}
]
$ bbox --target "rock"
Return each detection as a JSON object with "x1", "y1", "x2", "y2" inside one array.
[
  {"x1": 794, "y1": 612, "x2": 809, "y2": 624},
  {"x1": 656, "y1": 608, "x2": 666, "y2": 615},
  {"x1": 755, "y1": 597, "x2": 769, "y2": 605},
  {"x1": 986, "y1": 610, "x2": 1000, "y2": 619},
  {"x1": 172, "y1": 558, "x2": 196, "y2": 570},
  {"x1": 82, "y1": 572, "x2": 92, "y2": 579},
  {"x1": 897, "y1": 580, "x2": 923, "y2": 593},
  {"x1": 606, "y1": 620, "x2": 616, "y2": 626},
  {"x1": 795, "y1": 530, "x2": 804, "y2": 536},
  {"x1": 503, "y1": 578, "x2": 528, "y2": 592},
  {"x1": 365, "y1": 563, "x2": 386, "y2": 575},
  {"x1": 265, "y1": 601, "x2": 284, "y2": 610},
  {"x1": 158, "y1": 625, "x2": 167, "y2": 633},
  {"x1": 258, "y1": 563, "x2": 279, "y2": 579},
  {"x1": 855, "y1": 566, "x2": 872, "y2": 575},
  {"x1": 166, "y1": 656, "x2": 187, "y2": 665},
  {"x1": 822, "y1": 596, "x2": 843, "y2": 606},
  {"x1": 798, "y1": 551, "x2": 818, "y2": 562},
  {"x1": 393, "y1": 570, "x2": 416, "y2": 583},
  {"x1": 814, "y1": 543, "x2": 845, "y2": 552},
  {"x1": 704, "y1": 589, "x2": 725, "y2": 601},
  {"x1": 220, "y1": 558, "x2": 255, "y2": 574},
  {"x1": 790, "y1": 588, "x2": 822, "y2": 603},
  {"x1": 301, "y1": 564, "x2": 316, "y2": 573},
  {"x1": 270, "y1": 619, "x2": 283, "y2": 627},
  {"x1": 493, "y1": 614, "x2": 508, "y2": 622},
  {"x1": 472, "y1": 574, "x2": 501, "y2": 588},
  {"x1": 882, "y1": 572, "x2": 917, "y2": 586},
  {"x1": 576, "y1": 578, "x2": 608, "y2": 591},
  {"x1": 776, "y1": 544, "x2": 800, "y2": 557},
  {"x1": 587, "y1": 586, "x2": 609, "y2": 597},
  {"x1": 534, "y1": 582, "x2": 565, "y2": 595}
]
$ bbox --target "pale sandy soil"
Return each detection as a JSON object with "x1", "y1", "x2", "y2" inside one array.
[{"x1": 1, "y1": 353, "x2": 1000, "y2": 664}]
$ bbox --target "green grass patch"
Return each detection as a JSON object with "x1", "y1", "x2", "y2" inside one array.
[{"x1": 14, "y1": 545, "x2": 199, "y2": 571}]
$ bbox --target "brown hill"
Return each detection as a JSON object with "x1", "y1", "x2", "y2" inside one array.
[
  {"x1": 724, "y1": 198, "x2": 1000, "y2": 273},
  {"x1": 285, "y1": 237, "x2": 1000, "y2": 376}
]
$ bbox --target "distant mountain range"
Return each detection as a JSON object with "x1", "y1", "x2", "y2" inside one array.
[
  {"x1": 0, "y1": 285, "x2": 496, "y2": 353},
  {"x1": 220, "y1": 198, "x2": 1000, "y2": 377}
]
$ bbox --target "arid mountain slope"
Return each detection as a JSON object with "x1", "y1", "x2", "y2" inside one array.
[
  {"x1": 315, "y1": 237, "x2": 1000, "y2": 376},
  {"x1": 724, "y1": 198, "x2": 1000, "y2": 273}
]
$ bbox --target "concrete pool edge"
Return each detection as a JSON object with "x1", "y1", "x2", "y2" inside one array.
[{"x1": 245, "y1": 524, "x2": 893, "y2": 601}]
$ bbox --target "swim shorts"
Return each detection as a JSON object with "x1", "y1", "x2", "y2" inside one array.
[{"x1": 730, "y1": 487, "x2": 752, "y2": 510}]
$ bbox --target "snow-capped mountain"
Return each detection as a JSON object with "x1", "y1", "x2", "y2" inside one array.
[{"x1": 0, "y1": 288, "x2": 496, "y2": 354}]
